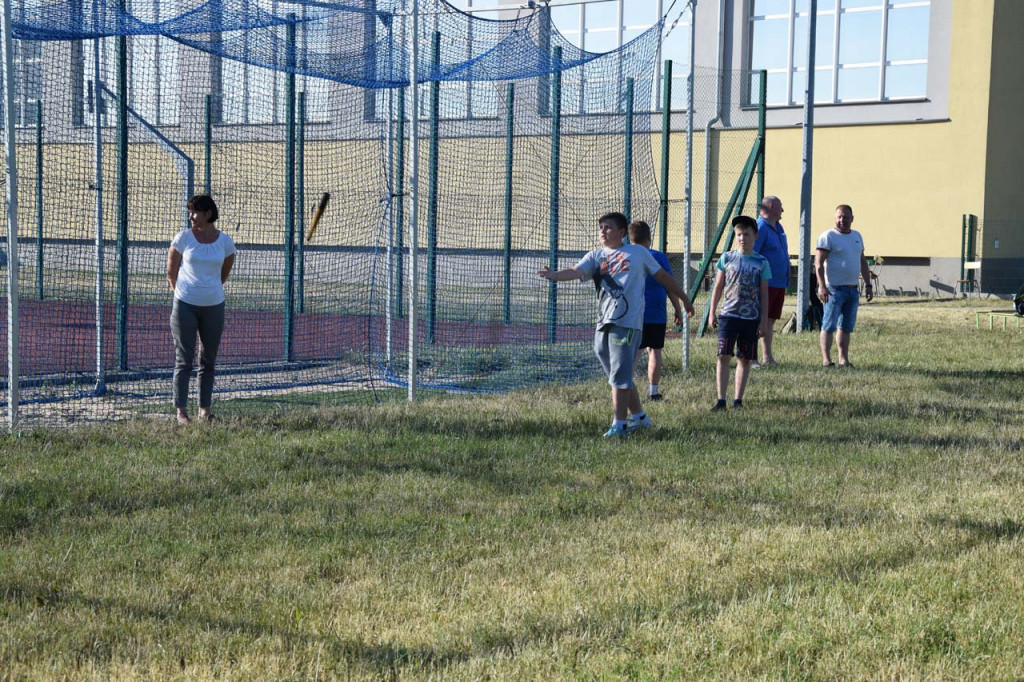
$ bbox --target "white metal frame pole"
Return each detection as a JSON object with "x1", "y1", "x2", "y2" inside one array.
[
  {"x1": 94, "y1": 35, "x2": 106, "y2": 395},
  {"x1": 385, "y1": 20, "x2": 395, "y2": 369},
  {"x1": 407, "y1": 0, "x2": 420, "y2": 401},
  {"x1": 682, "y1": 0, "x2": 696, "y2": 371},
  {"x1": 1, "y1": 0, "x2": 21, "y2": 430},
  {"x1": 796, "y1": 0, "x2": 817, "y2": 331}
]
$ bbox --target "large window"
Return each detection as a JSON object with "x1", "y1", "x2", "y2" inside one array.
[
  {"x1": 3, "y1": 40, "x2": 43, "y2": 127},
  {"x1": 373, "y1": 0, "x2": 501, "y2": 121},
  {"x1": 550, "y1": 0, "x2": 690, "y2": 113},
  {"x1": 749, "y1": 0, "x2": 931, "y2": 106},
  {"x1": 80, "y1": 0, "x2": 180, "y2": 127},
  {"x1": 436, "y1": 0, "x2": 501, "y2": 119},
  {"x1": 219, "y1": 0, "x2": 331, "y2": 124}
]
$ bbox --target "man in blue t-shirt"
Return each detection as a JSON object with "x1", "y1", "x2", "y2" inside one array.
[
  {"x1": 627, "y1": 220, "x2": 684, "y2": 402},
  {"x1": 753, "y1": 195, "x2": 789, "y2": 366},
  {"x1": 539, "y1": 212, "x2": 694, "y2": 438}
]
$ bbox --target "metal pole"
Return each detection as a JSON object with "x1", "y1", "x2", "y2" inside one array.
[
  {"x1": 426, "y1": 31, "x2": 440, "y2": 345},
  {"x1": 386, "y1": 85, "x2": 395, "y2": 365},
  {"x1": 297, "y1": 90, "x2": 305, "y2": 314},
  {"x1": 547, "y1": 46, "x2": 562, "y2": 345},
  {"x1": 959, "y1": 213, "x2": 967, "y2": 289},
  {"x1": 115, "y1": 21, "x2": 128, "y2": 371},
  {"x1": 204, "y1": 93, "x2": 212, "y2": 194},
  {"x1": 408, "y1": 0, "x2": 420, "y2": 401},
  {"x1": 682, "y1": 0, "x2": 697, "y2": 370},
  {"x1": 796, "y1": 0, "x2": 817, "y2": 332},
  {"x1": 35, "y1": 103, "x2": 43, "y2": 300},
  {"x1": 658, "y1": 60, "x2": 671, "y2": 255},
  {"x1": 503, "y1": 82, "x2": 514, "y2": 325},
  {"x1": 283, "y1": 17, "x2": 297, "y2": 362},
  {"x1": 757, "y1": 70, "x2": 767, "y2": 206},
  {"x1": 1, "y1": 0, "x2": 21, "y2": 429},
  {"x1": 93, "y1": 35, "x2": 105, "y2": 396},
  {"x1": 395, "y1": 85, "x2": 405, "y2": 319},
  {"x1": 623, "y1": 77, "x2": 634, "y2": 225}
]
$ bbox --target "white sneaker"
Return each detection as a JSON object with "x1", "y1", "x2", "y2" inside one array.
[{"x1": 628, "y1": 414, "x2": 654, "y2": 432}]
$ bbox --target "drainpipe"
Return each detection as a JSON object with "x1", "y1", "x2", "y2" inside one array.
[{"x1": 702, "y1": 0, "x2": 726, "y2": 255}]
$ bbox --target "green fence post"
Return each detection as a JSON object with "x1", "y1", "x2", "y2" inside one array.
[
  {"x1": 297, "y1": 91, "x2": 306, "y2": 314},
  {"x1": 503, "y1": 82, "x2": 515, "y2": 325},
  {"x1": 694, "y1": 141, "x2": 761, "y2": 337},
  {"x1": 548, "y1": 46, "x2": 562, "y2": 345},
  {"x1": 35, "y1": 104, "x2": 43, "y2": 300},
  {"x1": 283, "y1": 17, "x2": 297, "y2": 362},
  {"x1": 116, "y1": 20, "x2": 129, "y2": 371},
  {"x1": 623, "y1": 77, "x2": 634, "y2": 227},
  {"x1": 426, "y1": 31, "x2": 440, "y2": 345},
  {"x1": 395, "y1": 87, "x2": 405, "y2": 319},
  {"x1": 658, "y1": 60, "x2": 672, "y2": 254},
  {"x1": 204, "y1": 93, "x2": 212, "y2": 194}
]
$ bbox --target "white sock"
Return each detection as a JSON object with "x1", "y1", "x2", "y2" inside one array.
[
  {"x1": 649, "y1": 384, "x2": 659, "y2": 396},
  {"x1": 613, "y1": 419, "x2": 628, "y2": 428},
  {"x1": 631, "y1": 412, "x2": 646, "y2": 421}
]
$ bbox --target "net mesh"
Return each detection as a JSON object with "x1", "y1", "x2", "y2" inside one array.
[{"x1": 1, "y1": 0, "x2": 757, "y2": 426}]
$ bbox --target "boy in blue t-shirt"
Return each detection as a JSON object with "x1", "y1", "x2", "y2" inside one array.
[
  {"x1": 708, "y1": 215, "x2": 771, "y2": 411},
  {"x1": 628, "y1": 220, "x2": 684, "y2": 401}
]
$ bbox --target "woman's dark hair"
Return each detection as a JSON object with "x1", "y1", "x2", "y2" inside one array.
[{"x1": 187, "y1": 194, "x2": 219, "y2": 223}]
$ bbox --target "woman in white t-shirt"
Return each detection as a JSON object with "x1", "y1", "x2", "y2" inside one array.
[{"x1": 166, "y1": 195, "x2": 236, "y2": 424}]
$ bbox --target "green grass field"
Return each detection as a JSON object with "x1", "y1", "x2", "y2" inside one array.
[{"x1": 3, "y1": 299, "x2": 1024, "y2": 679}]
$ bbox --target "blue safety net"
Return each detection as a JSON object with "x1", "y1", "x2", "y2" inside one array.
[{"x1": 1, "y1": 0, "x2": 690, "y2": 425}]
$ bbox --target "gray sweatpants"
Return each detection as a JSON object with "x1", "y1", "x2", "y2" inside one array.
[{"x1": 170, "y1": 298, "x2": 225, "y2": 409}]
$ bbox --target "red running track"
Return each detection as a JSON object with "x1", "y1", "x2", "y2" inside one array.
[{"x1": 1, "y1": 299, "x2": 594, "y2": 375}]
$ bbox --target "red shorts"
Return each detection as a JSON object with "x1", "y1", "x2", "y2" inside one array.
[{"x1": 767, "y1": 287, "x2": 786, "y2": 320}]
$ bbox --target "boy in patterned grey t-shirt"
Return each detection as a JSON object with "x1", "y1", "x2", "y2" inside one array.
[{"x1": 539, "y1": 212, "x2": 693, "y2": 438}]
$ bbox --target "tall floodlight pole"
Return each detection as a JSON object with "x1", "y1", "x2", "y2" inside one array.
[
  {"x1": 408, "y1": 0, "x2": 420, "y2": 401},
  {"x1": 1, "y1": 0, "x2": 21, "y2": 430},
  {"x1": 796, "y1": 0, "x2": 817, "y2": 331},
  {"x1": 682, "y1": 0, "x2": 697, "y2": 371}
]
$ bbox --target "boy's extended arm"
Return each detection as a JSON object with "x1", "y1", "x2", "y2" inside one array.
[
  {"x1": 667, "y1": 290, "x2": 685, "y2": 326},
  {"x1": 708, "y1": 271, "x2": 725, "y2": 327},
  {"x1": 652, "y1": 268, "x2": 695, "y2": 317},
  {"x1": 538, "y1": 265, "x2": 584, "y2": 282}
]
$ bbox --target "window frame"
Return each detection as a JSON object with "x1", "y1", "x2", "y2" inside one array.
[{"x1": 747, "y1": 0, "x2": 932, "y2": 108}]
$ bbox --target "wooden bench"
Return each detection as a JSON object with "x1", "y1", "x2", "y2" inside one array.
[{"x1": 975, "y1": 311, "x2": 1023, "y2": 331}]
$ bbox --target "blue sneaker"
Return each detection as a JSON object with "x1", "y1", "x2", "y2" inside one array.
[
  {"x1": 603, "y1": 424, "x2": 630, "y2": 438},
  {"x1": 628, "y1": 414, "x2": 654, "y2": 432}
]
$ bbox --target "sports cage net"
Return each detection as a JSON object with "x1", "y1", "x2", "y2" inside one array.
[{"x1": 0, "y1": 0, "x2": 758, "y2": 427}]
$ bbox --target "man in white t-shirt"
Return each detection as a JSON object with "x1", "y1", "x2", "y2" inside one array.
[{"x1": 815, "y1": 204, "x2": 873, "y2": 368}]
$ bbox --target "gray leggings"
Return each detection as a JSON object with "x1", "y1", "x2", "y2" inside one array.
[{"x1": 170, "y1": 298, "x2": 225, "y2": 409}]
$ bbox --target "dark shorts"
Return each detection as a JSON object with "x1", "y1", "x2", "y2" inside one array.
[
  {"x1": 639, "y1": 323, "x2": 667, "y2": 350},
  {"x1": 717, "y1": 316, "x2": 759, "y2": 360},
  {"x1": 767, "y1": 287, "x2": 786, "y2": 320}
]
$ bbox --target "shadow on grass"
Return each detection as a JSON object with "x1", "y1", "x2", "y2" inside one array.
[{"x1": 0, "y1": 580, "x2": 473, "y2": 674}]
